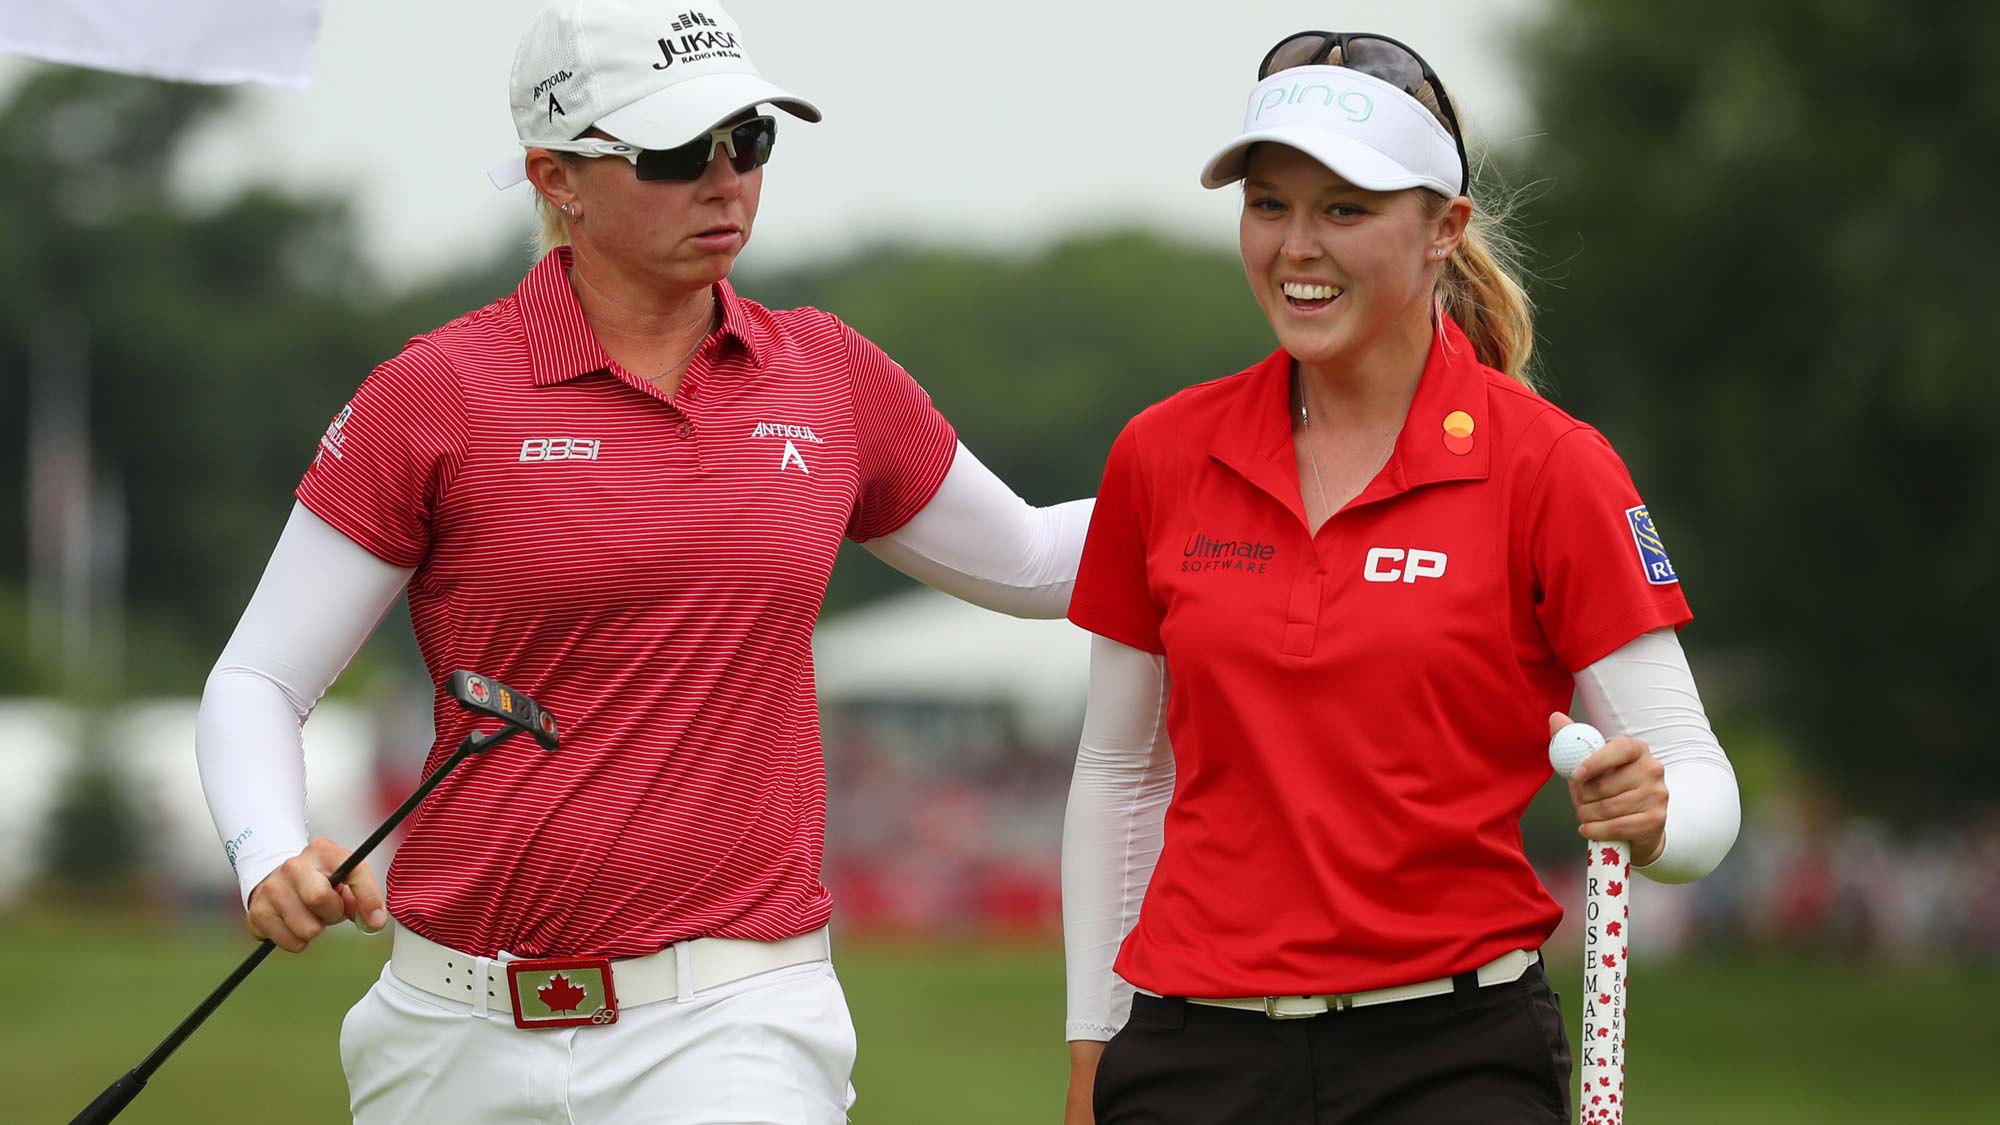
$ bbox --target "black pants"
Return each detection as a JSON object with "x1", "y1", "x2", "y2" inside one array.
[{"x1": 1094, "y1": 962, "x2": 1572, "y2": 1125}]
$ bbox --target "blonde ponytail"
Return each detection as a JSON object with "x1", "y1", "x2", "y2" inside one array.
[
  {"x1": 1408, "y1": 77, "x2": 1538, "y2": 390},
  {"x1": 1282, "y1": 43, "x2": 1540, "y2": 388},
  {"x1": 1426, "y1": 183, "x2": 1539, "y2": 390}
]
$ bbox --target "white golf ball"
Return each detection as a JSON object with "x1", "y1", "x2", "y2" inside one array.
[{"x1": 1548, "y1": 722, "x2": 1605, "y2": 779}]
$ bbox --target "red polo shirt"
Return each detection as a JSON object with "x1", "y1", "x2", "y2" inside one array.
[
  {"x1": 1068, "y1": 317, "x2": 1692, "y2": 996},
  {"x1": 297, "y1": 248, "x2": 955, "y2": 958}
]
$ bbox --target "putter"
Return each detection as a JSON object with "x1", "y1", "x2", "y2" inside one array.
[{"x1": 69, "y1": 671, "x2": 561, "y2": 1125}]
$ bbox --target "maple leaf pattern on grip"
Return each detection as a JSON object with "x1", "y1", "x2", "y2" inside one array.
[
  {"x1": 1600, "y1": 847, "x2": 1622, "y2": 866},
  {"x1": 538, "y1": 973, "x2": 587, "y2": 1014}
]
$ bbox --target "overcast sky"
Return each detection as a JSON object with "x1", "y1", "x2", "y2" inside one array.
[{"x1": 4, "y1": 0, "x2": 1548, "y2": 285}]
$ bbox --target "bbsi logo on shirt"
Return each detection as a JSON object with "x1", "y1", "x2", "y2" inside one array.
[
  {"x1": 520, "y1": 438, "x2": 602, "y2": 462},
  {"x1": 1364, "y1": 548, "x2": 1447, "y2": 583}
]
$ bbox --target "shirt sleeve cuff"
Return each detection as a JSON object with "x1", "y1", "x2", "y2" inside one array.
[
  {"x1": 1067, "y1": 1019, "x2": 1119, "y2": 1042},
  {"x1": 1067, "y1": 600, "x2": 1165, "y2": 656},
  {"x1": 1559, "y1": 599, "x2": 1694, "y2": 671}
]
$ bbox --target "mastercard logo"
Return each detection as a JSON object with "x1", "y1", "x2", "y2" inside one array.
[{"x1": 1442, "y1": 410, "x2": 1475, "y2": 456}]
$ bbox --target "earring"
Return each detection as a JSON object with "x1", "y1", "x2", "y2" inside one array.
[{"x1": 562, "y1": 203, "x2": 580, "y2": 219}]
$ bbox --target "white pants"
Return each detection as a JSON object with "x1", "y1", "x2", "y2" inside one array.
[{"x1": 339, "y1": 958, "x2": 858, "y2": 1124}]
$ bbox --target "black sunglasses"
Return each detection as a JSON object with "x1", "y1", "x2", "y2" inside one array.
[
  {"x1": 1258, "y1": 31, "x2": 1469, "y2": 197},
  {"x1": 548, "y1": 115, "x2": 778, "y2": 182}
]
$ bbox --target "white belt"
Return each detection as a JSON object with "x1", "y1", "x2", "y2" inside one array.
[
  {"x1": 1182, "y1": 948, "x2": 1539, "y2": 1019},
  {"x1": 390, "y1": 922, "x2": 831, "y2": 1021}
]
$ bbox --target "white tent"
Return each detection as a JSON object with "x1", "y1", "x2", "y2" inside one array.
[
  {"x1": 812, "y1": 589, "x2": 1092, "y2": 743},
  {"x1": 0, "y1": 699, "x2": 379, "y2": 907},
  {"x1": 0, "y1": 702, "x2": 80, "y2": 905}
]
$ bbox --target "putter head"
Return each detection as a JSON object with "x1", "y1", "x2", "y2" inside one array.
[{"x1": 446, "y1": 671, "x2": 560, "y2": 751}]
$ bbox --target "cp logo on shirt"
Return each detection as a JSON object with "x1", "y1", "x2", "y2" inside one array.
[{"x1": 1363, "y1": 548, "x2": 1448, "y2": 583}]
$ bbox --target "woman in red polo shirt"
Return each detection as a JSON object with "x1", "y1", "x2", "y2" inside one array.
[
  {"x1": 192, "y1": 3, "x2": 1088, "y2": 1122},
  {"x1": 1061, "y1": 32, "x2": 1741, "y2": 1124}
]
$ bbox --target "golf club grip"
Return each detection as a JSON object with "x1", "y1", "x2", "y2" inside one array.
[
  {"x1": 1581, "y1": 838, "x2": 1630, "y2": 1124},
  {"x1": 69, "y1": 1071, "x2": 144, "y2": 1125}
]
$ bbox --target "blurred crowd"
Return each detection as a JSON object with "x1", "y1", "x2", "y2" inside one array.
[
  {"x1": 1602, "y1": 797, "x2": 2000, "y2": 962},
  {"x1": 822, "y1": 709, "x2": 2000, "y2": 961},
  {"x1": 824, "y1": 705, "x2": 1072, "y2": 939},
  {"x1": 15, "y1": 695, "x2": 1996, "y2": 965}
]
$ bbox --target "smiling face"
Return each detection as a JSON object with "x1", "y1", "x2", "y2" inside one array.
[
  {"x1": 528, "y1": 119, "x2": 761, "y2": 295},
  {"x1": 1239, "y1": 143, "x2": 1467, "y2": 371}
]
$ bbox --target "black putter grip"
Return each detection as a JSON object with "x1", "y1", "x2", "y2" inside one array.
[{"x1": 70, "y1": 1072, "x2": 144, "y2": 1125}]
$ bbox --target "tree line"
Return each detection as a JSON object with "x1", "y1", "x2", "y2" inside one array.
[{"x1": 0, "y1": 0, "x2": 1991, "y2": 822}]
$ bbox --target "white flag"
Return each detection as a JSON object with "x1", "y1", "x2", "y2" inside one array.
[{"x1": 0, "y1": 0, "x2": 326, "y2": 89}]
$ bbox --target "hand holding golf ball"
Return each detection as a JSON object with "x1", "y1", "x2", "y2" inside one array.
[
  {"x1": 1548, "y1": 713, "x2": 1669, "y2": 867},
  {"x1": 1551, "y1": 716, "x2": 1644, "y2": 1124}
]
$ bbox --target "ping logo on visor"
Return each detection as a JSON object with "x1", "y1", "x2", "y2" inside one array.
[
  {"x1": 1201, "y1": 65, "x2": 1464, "y2": 196},
  {"x1": 1253, "y1": 78, "x2": 1375, "y2": 123},
  {"x1": 1625, "y1": 505, "x2": 1679, "y2": 586}
]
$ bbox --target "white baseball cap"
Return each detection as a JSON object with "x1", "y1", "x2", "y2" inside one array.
[
  {"x1": 1200, "y1": 65, "x2": 1463, "y2": 197},
  {"x1": 489, "y1": 0, "x2": 822, "y2": 189}
]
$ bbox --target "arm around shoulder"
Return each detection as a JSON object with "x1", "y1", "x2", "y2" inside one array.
[{"x1": 862, "y1": 441, "x2": 1093, "y2": 619}]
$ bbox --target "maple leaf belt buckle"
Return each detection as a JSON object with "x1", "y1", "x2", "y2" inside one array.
[{"x1": 506, "y1": 956, "x2": 619, "y2": 1029}]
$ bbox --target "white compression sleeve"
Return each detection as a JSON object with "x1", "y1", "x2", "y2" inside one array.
[
  {"x1": 862, "y1": 441, "x2": 1093, "y2": 619},
  {"x1": 196, "y1": 503, "x2": 413, "y2": 906},
  {"x1": 1575, "y1": 627, "x2": 1741, "y2": 884},
  {"x1": 1062, "y1": 635, "x2": 1174, "y2": 1042}
]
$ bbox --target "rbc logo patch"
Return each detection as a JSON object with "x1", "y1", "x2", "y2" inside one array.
[{"x1": 1625, "y1": 505, "x2": 1678, "y2": 585}]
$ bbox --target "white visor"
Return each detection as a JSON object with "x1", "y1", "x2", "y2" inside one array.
[{"x1": 1200, "y1": 66, "x2": 1463, "y2": 197}]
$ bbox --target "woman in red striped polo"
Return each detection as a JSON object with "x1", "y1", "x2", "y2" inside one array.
[{"x1": 194, "y1": 2, "x2": 1088, "y2": 1121}]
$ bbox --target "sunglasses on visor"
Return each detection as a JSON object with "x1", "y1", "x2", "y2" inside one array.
[
  {"x1": 1259, "y1": 32, "x2": 1470, "y2": 197},
  {"x1": 539, "y1": 115, "x2": 777, "y2": 182}
]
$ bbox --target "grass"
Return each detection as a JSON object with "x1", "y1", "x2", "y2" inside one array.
[{"x1": 4, "y1": 913, "x2": 1994, "y2": 1122}]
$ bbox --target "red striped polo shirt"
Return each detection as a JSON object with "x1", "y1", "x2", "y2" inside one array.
[{"x1": 297, "y1": 248, "x2": 956, "y2": 958}]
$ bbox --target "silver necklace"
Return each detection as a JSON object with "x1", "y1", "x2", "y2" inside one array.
[
  {"x1": 652, "y1": 292, "x2": 717, "y2": 387},
  {"x1": 1295, "y1": 374, "x2": 1329, "y2": 511}
]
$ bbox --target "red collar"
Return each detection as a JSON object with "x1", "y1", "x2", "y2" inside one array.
[
  {"x1": 517, "y1": 247, "x2": 763, "y2": 386},
  {"x1": 1206, "y1": 317, "x2": 1494, "y2": 523}
]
